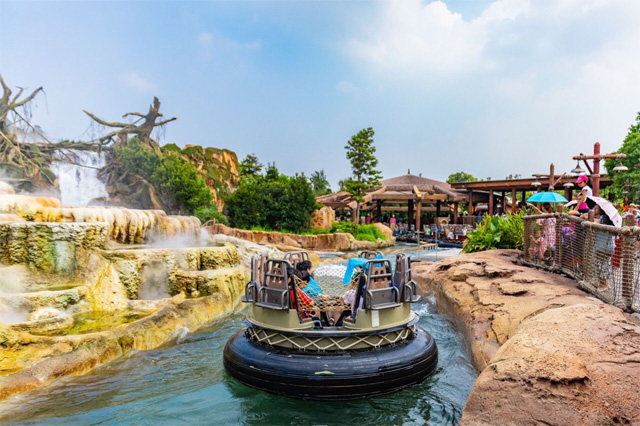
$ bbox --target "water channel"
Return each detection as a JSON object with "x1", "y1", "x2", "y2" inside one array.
[{"x1": 0, "y1": 247, "x2": 477, "y2": 425}]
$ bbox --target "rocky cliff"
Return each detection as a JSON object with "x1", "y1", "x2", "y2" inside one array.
[{"x1": 413, "y1": 250, "x2": 640, "y2": 425}]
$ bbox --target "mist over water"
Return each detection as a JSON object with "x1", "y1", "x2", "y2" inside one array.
[{"x1": 0, "y1": 300, "x2": 477, "y2": 425}]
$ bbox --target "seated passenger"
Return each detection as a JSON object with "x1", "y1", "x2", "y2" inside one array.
[{"x1": 295, "y1": 260, "x2": 323, "y2": 299}]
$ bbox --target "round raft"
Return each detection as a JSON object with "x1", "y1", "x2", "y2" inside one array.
[{"x1": 223, "y1": 250, "x2": 438, "y2": 400}]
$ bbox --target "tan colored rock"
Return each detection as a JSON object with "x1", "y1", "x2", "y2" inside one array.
[
  {"x1": 413, "y1": 249, "x2": 640, "y2": 425},
  {"x1": 310, "y1": 206, "x2": 335, "y2": 230},
  {"x1": 373, "y1": 222, "x2": 393, "y2": 238},
  {"x1": 206, "y1": 223, "x2": 395, "y2": 251}
]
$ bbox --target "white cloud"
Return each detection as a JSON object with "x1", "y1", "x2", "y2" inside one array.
[
  {"x1": 197, "y1": 31, "x2": 261, "y2": 60},
  {"x1": 336, "y1": 80, "x2": 357, "y2": 93},
  {"x1": 345, "y1": 0, "x2": 530, "y2": 74},
  {"x1": 120, "y1": 71, "x2": 157, "y2": 93}
]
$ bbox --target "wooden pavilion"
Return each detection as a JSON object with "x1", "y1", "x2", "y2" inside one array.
[
  {"x1": 316, "y1": 172, "x2": 469, "y2": 231},
  {"x1": 450, "y1": 176, "x2": 614, "y2": 216}
]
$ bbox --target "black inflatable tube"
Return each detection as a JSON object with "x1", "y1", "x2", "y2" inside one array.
[{"x1": 223, "y1": 327, "x2": 438, "y2": 400}]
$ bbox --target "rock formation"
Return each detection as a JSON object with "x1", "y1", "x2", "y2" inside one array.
[
  {"x1": 310, "y1": 206, "x2": 335, "y2": 230},
  {"x1": 413, "y1": 250, "x2": 640, "y2": 425},
  {"x1": 206, "y1": 223, "x2": 395, "y2": 251},
  {"x1": 0, "y1": 182, "x2": 259, "y2": 400}
]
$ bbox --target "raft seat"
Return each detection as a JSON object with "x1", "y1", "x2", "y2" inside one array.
[
  {"x1": 243, "y1": 255, "x2": 268, "y2": 303},
  {"x1": 359, "y1": 250, "x2": 383, "y2": 259},
  {"x1": 284, "y1": 251, "x2": 311, "y2": 270},
  {"x1": 364, "y1": 260, "x2": 400, "y2": 310},
  {"x1": 256, "y1": 259, "x2": 290, "y2": 310}
]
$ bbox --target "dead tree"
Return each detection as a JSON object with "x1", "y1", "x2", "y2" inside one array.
[
  {"x1": 83, "y1": 96, "x2": 177, "y2": 149},
  {"x1": 0, "y1": 75, "x2": 44, "y2": 138}
]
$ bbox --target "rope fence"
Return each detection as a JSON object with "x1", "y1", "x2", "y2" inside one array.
[{"x1": 522, "y1": 213, "x2": 640, "y2": 313}]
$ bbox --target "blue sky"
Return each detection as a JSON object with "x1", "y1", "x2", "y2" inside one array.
[{"x1": 1, "y1": 0, "x2": 639, "y2": 188}]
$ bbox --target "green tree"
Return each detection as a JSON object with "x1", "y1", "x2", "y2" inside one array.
[
  {"x1": 343, "y1": 127, "x2": 382, "y2": 222},
  {"x1": 446, "y1": 171, "x2": 477, "y2": 184},
  {"x1": 309, "y1": 169, "x2": 332, "y2": 196},
  {"x1": 604, "y1": 112, "x2": 640, "y2": 202},
  {"x1": 239, "y1": 153, "x2": 263, "y2": 179},
  {"x1": 111, "y1": 136, "x2": 214, "y2": 216},
  {"x1": 225, "y1": 170, "x2": 318, "y2": 232},
  {"x1": 505, "y1": 174, "x2": 522, "y2": 180}
]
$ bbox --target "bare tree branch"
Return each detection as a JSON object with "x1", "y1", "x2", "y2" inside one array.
[
  {"x1": 122, "y1": 112, "x2": 145, "y2": 119},
  {"x1": 83, "y1": 110, "x2": 129, "y2": 128},
  {"x1": 155, "y1": 117, "x2": 177, "y2": 127},
  {"x1": 11, "y1": 86, "x2": 43, "y2": 108},
  {"x1": 11, "y1": 87, "x2": 24, "y2": 104}
]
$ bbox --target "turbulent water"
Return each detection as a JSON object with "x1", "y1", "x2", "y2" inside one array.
[
  {"x1": 0, "y1": 299, "x2": 477, "y2": 425},
  {"x1": 49, "y1": 149, "x2": 108, "y2": 206}
]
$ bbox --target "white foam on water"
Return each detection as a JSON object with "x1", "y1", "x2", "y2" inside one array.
[{"x1": 50, "y1": 149, "x2": 109, "y2": 206}]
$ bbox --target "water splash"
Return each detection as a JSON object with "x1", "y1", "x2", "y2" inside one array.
[{"x1": 50, "y1": 149, "x2": 108, "y2": 206}]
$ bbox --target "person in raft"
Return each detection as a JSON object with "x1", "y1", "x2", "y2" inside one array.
[{"x1": 569, "y1": 175, "x2": 593, "y2": 216}]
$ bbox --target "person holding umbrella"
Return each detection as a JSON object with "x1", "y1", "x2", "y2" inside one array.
[{"x1": 569, "y1": 175, "x2": 593, "y2": 215}]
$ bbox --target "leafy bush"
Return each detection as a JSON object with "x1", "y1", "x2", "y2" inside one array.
[
  {"x1": 195, "y1": 204, "x2": 228, "y2": 225},
  {"x1": 329, "y1": 222, "x2": 387, "y2": 242},
  {"x1": 463, "y1": 213, "x2": 524, "y2": 253},
  {"x1": 225, "y1": 166, "x2": 318, "y2": 232}
]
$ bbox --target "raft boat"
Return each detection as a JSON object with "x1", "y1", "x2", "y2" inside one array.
[{"x1": 223, "y1": 250, "x2": 438, "y2": 400}]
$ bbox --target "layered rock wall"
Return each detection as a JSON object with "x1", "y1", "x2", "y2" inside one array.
[
  {"x1": 0, "y1": 222, "x2": 109, "y2": 273},
  {"x1": 414, "y1": 250, "x2": 640, "y2": 425},
  {"x1": 207, "y1": 223, "x2": 395, "y2": 251}
]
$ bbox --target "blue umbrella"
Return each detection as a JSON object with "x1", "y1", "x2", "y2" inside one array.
[{"x1": 527, "y1": 192, "x2": 568, "y2": 203}]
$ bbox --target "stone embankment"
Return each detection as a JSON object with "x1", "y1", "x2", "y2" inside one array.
[
  {"x1": 206, "y1": 223, "x2": 395, "y2": 251},
  {"x1": 413, "y1": 250, "x2": 640, "y2": 425}
]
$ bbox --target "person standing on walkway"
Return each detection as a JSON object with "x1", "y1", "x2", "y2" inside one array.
[{"x1": 570, "y1": 175, "x2": 592, "y2": 215}]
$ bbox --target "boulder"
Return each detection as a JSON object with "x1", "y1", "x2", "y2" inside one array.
[
  {"x1": 373, "y1": 222, "x2": 393, "y2": 238},
  {"x1": 310, "y1": 206, "x2": 335, "y2": 230}
]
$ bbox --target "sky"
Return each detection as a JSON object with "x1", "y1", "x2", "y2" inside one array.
[{"x1": 1, "y1": 0, "x2": 640, "y2": 188}]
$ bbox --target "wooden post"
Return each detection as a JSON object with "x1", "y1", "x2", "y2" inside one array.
[
  {"x1": 511, "y1": 189, "x2": 516, "y2": 214},
  {"x1": 454, "y1": 202, "x2": 459, "y2": 224},
  {"x1": 468, "y1": 190, "x2": 474, "y2": 216},
  {"x1": 622, "y1": 215, "x2": 635, "y2": 306},
  {"x1": 376, "y1": 200, "x2": 382, "y2": 221},
  {"x1": 564, "y1": 187, "x2": 571, "y2": 201},
  {"x1": 436, "y1": 200, "x2": 441, "y2": 219},
  {"x1": 416, "y1": 199, "x2": 422, "y2": 235},
  {"x1": 555, "y1": 206, "x2": 563, "y2": 268},
  {"x1": 593, "y1": 142, "x2": 601, "y2": 197},
  {"x1": 501, "y1": 191, "x2": 506, "y2": 214},
  {"x1": 489, "y1": 190, "x2": 494, "y2": 216},
  {"x1": 408, "y1": 199, "x2": 414, "y2": 229}
]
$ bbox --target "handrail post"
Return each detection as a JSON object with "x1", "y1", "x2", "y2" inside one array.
[
  {"x1": 554, "y1": 213, "x2": 563, "y2": 269},
  {"x1": 621, "y1": 216, "x2": 636, "y2": 308},
  {"x1": 583, "y1": 221, "x2": 595, "y2": 286}
]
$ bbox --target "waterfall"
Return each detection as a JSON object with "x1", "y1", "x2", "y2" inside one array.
[{"x1": 50, "y1": 149, "x2": 109, "y2": 207}]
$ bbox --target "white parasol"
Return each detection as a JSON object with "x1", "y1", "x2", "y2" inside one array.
[{"x1": 565, "y1": 196, "x2": 622, "y2": 227}]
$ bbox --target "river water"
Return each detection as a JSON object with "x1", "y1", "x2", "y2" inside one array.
[
  {"x1": 0, "y1": 304, "x2": 476, "y2": 425},
  {"x1": 0, "y1": 248, "x2": 476, "y2": 425}
]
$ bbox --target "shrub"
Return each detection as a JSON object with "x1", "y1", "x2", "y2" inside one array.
[
  {"x1": 225, "y1": 167, "x2": 318, "y2": 233},
  {"x1": 195, "y1": 204, "x2": 228, "y2": 225},
  {"x1": 329, "y1": 222, "x2": 387, "y2": 242},
  {"x1": 463, "y1": 213, "x2": 524, "y2": 253}
]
